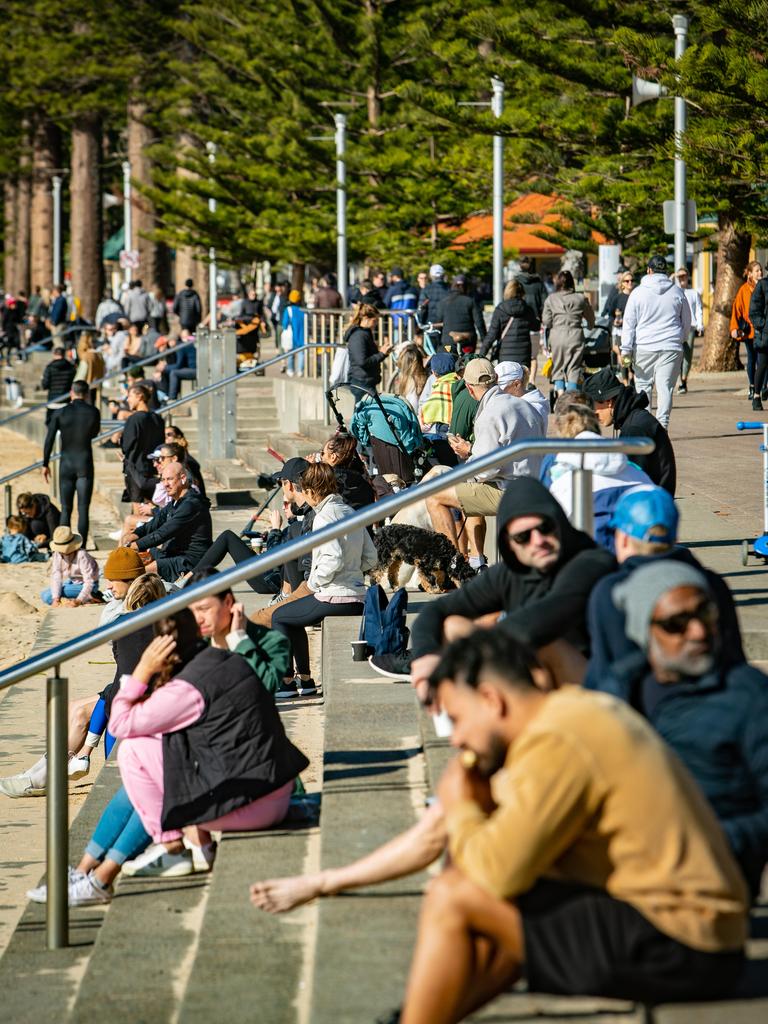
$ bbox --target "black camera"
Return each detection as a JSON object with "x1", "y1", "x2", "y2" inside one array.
[{"x1": 256, "y1": 472, "x2": 279, "y2": 490}]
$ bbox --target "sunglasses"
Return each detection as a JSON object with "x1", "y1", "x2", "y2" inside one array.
[
  {"x1": 507, "y1": 517, "x2": 558, "y2": 546},
  {"x1": 651, "y1": 600, "x2": 718, "y2": 635}
]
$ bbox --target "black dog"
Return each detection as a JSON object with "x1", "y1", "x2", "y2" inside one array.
[{"x1": 372, "y1": 523, "x2": 475, "y2": 593}]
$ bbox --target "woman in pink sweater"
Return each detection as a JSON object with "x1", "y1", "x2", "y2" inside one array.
[{"x1": 109, "y1": 608, "x2": 307, "y2": 878}]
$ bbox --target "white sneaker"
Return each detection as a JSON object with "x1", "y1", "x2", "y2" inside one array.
[
  {"x1": 0, "y1": 773, "x2": 46, "y2": 798},
  {"x1": 27, "y1": 868, "x2": 111, "y2": 906},
  {"x1": 107, "y1": 529, "x2": 123, "y2": 541},
  {"x1": 183, "y1": 838, "x2": 218, "y2": 873},
  {"x1": 122, "y1": 846, "x2": 194, "y2": 878},
  {"x1": 68, "y1": 753, "x2": 90, "y2": 780}
]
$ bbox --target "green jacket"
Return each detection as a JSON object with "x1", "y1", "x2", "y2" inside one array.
[{"x1": 449, "y1": 378, "x2": 479, "y2": 441}]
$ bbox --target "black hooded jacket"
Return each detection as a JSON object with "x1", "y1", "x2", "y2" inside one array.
[
  {"x1": 611, "y1": 387, "x2": 676, "y2": 496},
  {"x1": 410, "y1": 478, "x2": 616, "y2": 657},
  {"x1": 480, "y1": 297, "x2": 537, "y2": 363}
]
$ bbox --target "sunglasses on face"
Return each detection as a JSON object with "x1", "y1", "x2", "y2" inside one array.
[
  {"x1": 507, "y1": 517, "x2": 558, "y2": 546},
  {"x1": 651, "y1": 600, "x2": 717, "y2": 635}
]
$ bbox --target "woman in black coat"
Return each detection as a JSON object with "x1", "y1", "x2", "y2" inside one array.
[
  {"x1": 479, "y1": 279, "x2": 538, "y2": 367},
  {"x1": 438, "y1": 276, "x2": 486, "y2": 352},
  {"x1": 346, "y1": 303, "x2": 392, "y2": 393}
]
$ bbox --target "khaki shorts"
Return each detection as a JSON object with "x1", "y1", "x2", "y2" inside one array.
[{"x1": 455, "y1": 480, "x2": 503, "y2": 516}]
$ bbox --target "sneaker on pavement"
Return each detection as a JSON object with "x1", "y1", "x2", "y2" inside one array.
[
  {"x1": 107, "y1": 529, "x2": 123, "y2": 541},
  {"x1": 267, "y1": 591, "x2": 288, "y2": 607},
  {"x1": 28, "y1": 868, "x2": 111, "y2": 906},
  {"x1": 0, "y1": 773, "x2": 46, "y2": 798},
  {"x1": 27, "y1": 865, "x2": 87, "y2": 903},
  {"x1": 368, "y1": 652, "x2": 412, "y2": 680},
  {"x1": 68, "y1": 753, "x2": 90, "y2": 781},
  {"x1": 275, "y1": 678, "x2": 299, "y2": 699},
  {"x1": 297, "y1": 677, "x2": 319, "y2": 697},
  {"x1": 122, "y1": 846, "x2": 194, "y2": 878},
  {"x1": 184, "y1": 838, "x2": 218, "y2": 873},
  {"x1": 677, "y1": 382, "x2": 688, "y2": 394}
]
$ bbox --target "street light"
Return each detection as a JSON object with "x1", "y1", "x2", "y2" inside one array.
[
  {"x1": 491, "y1": 78, "x2": 505, "y2": 306},
  {"x1": 335, "y1": 114, "x2": 347, "y2": 306},
  {"x1": 672, "y1": 14, "x2": 689, "y2": 271},
  {"x1": 52, "y1": 175, "x2": 62, "y2": 286},
  {"x1": 122, "y1": 160, "x2": 132, "y2": 286},
  {"x1": 206, "y1": 141, "x2": 217, "y2": 330}
]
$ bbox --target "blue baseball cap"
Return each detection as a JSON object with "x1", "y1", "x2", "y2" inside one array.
[{"x1": 609, "y1": 486, "x2": 679, "y2": 544}]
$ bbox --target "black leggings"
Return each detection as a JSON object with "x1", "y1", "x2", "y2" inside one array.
[
  {"x1": 193, "y1": 529, "x2": 280, "y2": 594},
  {"x1": 755, "y1": 348, "x2": 768, "y2": 396},
  {"x1": 59, "y1": 471, "x2": 94, "y2": 543},
  {"x1": 271, "y1": 595, "x2": 363, "y2": 676}
]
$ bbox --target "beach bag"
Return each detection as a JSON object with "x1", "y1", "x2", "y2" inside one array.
[
  {"x1": 360, "y1": 584, "x2": 409, "y2": 657},
  {"x1": 280, "y1": 322, "x2": 294, "y2": 352}
]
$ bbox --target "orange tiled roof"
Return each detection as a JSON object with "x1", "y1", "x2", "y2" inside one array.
[{"x1": 452, "y1": 192, "x2": 605, "y2": 254}]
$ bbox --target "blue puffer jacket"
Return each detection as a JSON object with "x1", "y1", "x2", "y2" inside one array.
[
  {"x1": 589, "y1": 656, "x2": 768, "y2": 895},
  {"x1": 350, "y1": 393, "x2": 423, "y2": 453}
]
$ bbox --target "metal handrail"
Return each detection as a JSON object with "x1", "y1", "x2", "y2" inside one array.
[
  {"x1": 0, "y1": 339, "x2": 197, "y2": 429},
  {"x1": 0, "y1": 435, "x2": 653, "y2": 691},
  {"x1": 0, "y1": 433, "x2": 653, "y2": 949},
  {"x1": 0, "y1": 343, "x2": 342, "y2": 488}
]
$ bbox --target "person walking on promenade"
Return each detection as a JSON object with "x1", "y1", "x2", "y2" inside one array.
[
  {"x1": 439, "y1": 275, "x2": 486, "y2": 353},
  {"x1": 345, "y1": 303, "x2": 392, "y2": 394},
  {"x1": 731, "y1": 260, "x2": 762, "y2": 401},
  {"x1": 40, "y1": 345, "x2": 76, "y2": 424},
  {"x1": 42, "y1": 380, "x2": 101, "y2": 544},
  {"x1": 123, "y1": 280, "x2": 152, "y2": 329},
  {"x1": 479, "y1": 279, "x2": 538, "y2": 373},
  {"x1": 173, "y1": 278, "x2": 203, "y2": 334},
  {"x1": 541, "y1": 270, "x2": 594, "y2": 396},
  {"x1": 676, "y1": 267, "x2": 704, "y2": 394},
  {"x1": 620, "y1": 254, "x2": 691, "y2": 428},
  {"x1": 748, "y1": 265, "x2": 768, "y2": 410}
]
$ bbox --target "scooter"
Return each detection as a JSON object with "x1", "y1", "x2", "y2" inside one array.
[{"x1": 736, "y1": 420, "x2": 768, "y2": 565}]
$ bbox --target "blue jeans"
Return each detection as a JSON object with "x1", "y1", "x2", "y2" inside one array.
[
  {"x1": 41, "y1": 582, "x2": 83, "y2": 604},
  {"x1": 287, "y1": 342, "x2": 305, "y2": 375},
  {"x1": 85, "y1": 785, "x2": 151, "y2": 865},
  {"x1": 88, "y1": 697, "x2": 116, "y2": 757}
]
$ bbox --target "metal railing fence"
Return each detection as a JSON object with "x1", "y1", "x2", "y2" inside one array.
[{"x1": 0, "y1": 434, "x2": 654, "y2": 949}]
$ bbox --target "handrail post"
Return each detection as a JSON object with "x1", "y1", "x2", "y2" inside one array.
[
  {"x1": 322, "y1": 347, "x2": 331, "y2": 426},
  {"x1": 572, "y1": 464, "x2": 594, "y2": 536},
  {"x1": 51, "y1": 435, "x2": 61, "y2": 503},
  {"x1": 197, "y1": 328, "x2": 212, "y2": 466},
  {"x1": 4, "y1": 483, "x2": 11, "y2": 520},
  {"x1": 46, "y1": 665, "x2": 68, "y2": 949},
  {"x1": 221, "y1": 329, "x2": 236, "y2": 458}
]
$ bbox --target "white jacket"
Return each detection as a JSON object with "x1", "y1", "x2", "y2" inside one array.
[
  {"x1": 683, "y1": 287, "x2": 704, "y2": 334},
  {"x1": 469, "y1": 385, "x2": 545, "y2": 485},
  {"x1": 621, "y1": 274, "x2": 691, "y2": 354},
  {"x1": 521, "y1": 386, "x2": 549, "y2": 430},
  {"x1": 307, "y1": 493, "x2": 377, "y2": 598}
]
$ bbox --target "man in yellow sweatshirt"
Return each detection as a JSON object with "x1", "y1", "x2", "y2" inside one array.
[{"x1": 399, "y1": 631, "x2": 748, "y2": 1024}]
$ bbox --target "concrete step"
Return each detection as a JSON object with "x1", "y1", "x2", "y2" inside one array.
[
  {"x1": 211, "y1": 461, "x2": 258, "y2": 491},
  {"x1": 311, "y1": 615, "x2": 426, "y2": 1024}
]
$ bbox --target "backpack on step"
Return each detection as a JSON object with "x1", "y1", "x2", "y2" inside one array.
[{"x1": 360, "y1": 584, "x2": 409, "y2": 656}]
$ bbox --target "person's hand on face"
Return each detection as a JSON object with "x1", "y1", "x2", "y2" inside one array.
[
  {"x1": 135, "y1": 634, "x2": 177, "y2": 681},
  {"x1": 230, "y1": 602, "x2": 246, "y2": 633},
  {"x1": 269, "y1": 508, "x2": 282, "y2": 530},
  {"x1": 410, "y1": 653, "x2": 441, "y2": 705}
]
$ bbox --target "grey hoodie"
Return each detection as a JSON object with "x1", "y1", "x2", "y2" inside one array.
[{"x1": 621, "y1": 273, "x2": 691, "y2": 354}]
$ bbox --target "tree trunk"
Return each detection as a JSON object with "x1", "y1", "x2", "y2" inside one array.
[
  {"x1": 291, "y1": 261, "x2": 305, "y2": 292},
  {"x1": 3, "y1": 178, "x2": 18, "y2": 293},
  {"x1": 30, "y1": 118, "x2": 61, "y2": 290},
  {"x1": 70, "y1": 114, "x2": 103, "y2": 321},
  {"x1": 16, "y1": 123, "x2": 32, "y2": 295},
  {"x1": 128, "y1": 98, "x2": 172, "y2": 296},
  {"x1": 698, "y1": 214, "x2": 752, "y2": 372}
]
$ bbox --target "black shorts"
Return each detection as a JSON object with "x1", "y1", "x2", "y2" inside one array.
[{"x1": 518, "y1": 880, "x2": 744, "y2": 1004}]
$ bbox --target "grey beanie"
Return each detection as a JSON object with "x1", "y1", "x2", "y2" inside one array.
[{"x1": 612, "y1": 562, "x2": 711, "y2": 652}]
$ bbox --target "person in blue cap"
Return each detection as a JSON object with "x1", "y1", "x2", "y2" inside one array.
[{"x1": 583, "y1": 486, "x2": 743, "y2": 691}]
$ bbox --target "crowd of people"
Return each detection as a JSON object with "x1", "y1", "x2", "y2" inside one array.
[{"x1": 0, "y1": 251, "x2": 766, "y2": 1021}]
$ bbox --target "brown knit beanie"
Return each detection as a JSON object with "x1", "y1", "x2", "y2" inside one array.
[{"x1": 104, "y1": 547, "x2": 146, "y2": 581}]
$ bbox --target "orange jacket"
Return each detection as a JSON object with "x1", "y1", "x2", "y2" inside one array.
[{"x1": 730, "y1": 281, "x2": 755, "y2": 339}]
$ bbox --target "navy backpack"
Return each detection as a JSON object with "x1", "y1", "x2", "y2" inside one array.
[{"x1": 360, "y1": 584, "x2": 409, "y2": 656}]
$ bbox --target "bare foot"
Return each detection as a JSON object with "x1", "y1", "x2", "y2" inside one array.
[{"x1": 249, "y1": 874, "x2": 323, "y2": 913}]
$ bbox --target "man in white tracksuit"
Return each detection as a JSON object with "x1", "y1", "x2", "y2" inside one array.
[{"x1": 621, "y1": 255, "x2": 691, "y2": 429}]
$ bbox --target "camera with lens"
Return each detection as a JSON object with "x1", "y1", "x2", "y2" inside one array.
[{"x1": 256, "y1": 471, "x2": 279, "y2": 490}]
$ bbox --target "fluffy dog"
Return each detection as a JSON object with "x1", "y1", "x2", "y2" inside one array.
[{"x1": 372, "y1": 523, "x2": 475, "y2": 594}]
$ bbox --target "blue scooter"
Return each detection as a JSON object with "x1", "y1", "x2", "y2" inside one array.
[{"x1": 736, "y1": 420, "x2": 768, "y2": 565}]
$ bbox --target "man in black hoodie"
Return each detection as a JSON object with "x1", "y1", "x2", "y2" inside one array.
[
  {"x1": 514, "y1": 257, "x2": 548, "y2": 326},
  {"x1": 583, "y1": 367, "x2": 676, "y2": 495},
  {"x1": 409, "y1": 478, "x2": 616, "y2": 695}
]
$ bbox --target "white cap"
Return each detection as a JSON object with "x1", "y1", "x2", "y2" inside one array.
[
  {"x1": 429, "y1": 264, "x2": 445, "y2": 279},
  {"x1": 495, "y1": 361, "x2": 526, "y2": 386}
]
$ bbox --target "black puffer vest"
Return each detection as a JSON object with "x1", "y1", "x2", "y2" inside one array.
[{"x1": 161, "y1": 647, "x2": 308, "y2": 829}]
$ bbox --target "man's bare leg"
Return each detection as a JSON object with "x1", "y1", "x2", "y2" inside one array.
[
  {"x1": 426, "y1": 489, "x2": 462, "y2": 547},
  {"x1": 401, "y1": 866, "x2": 524, "y2": 1024},
  {"x1": 466, "y1": 516, "x2": 486, "y2": 559}
]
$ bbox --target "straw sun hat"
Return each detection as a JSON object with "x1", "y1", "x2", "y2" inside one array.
[{"x1": 50, "y1": 525, "x2": 82, "y2": 554}]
